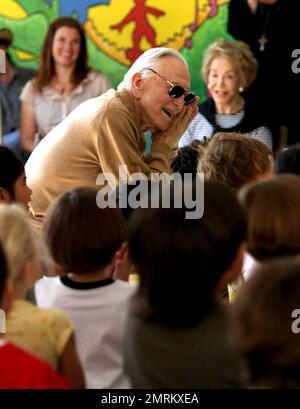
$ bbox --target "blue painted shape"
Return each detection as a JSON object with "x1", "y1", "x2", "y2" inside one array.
[{"x1": 59, "y1": 0, "x2": 110, "y2": 24}]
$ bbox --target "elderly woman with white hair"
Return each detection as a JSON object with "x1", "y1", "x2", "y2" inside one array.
[
  {"x1": 25, "y1": 47, "x2": 199, "y2": 232},
  {"x1": 179, "y1": 39, "x2": 273, "y2": 151}
]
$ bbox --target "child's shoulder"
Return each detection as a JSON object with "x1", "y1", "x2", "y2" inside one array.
[
  {"x1": 35, "y1": 275, "x2": 61, "y2": 294},
  {"x1": 10, "y1": 299, "x2": 73, "y2": 327},
  {"x1": 112, "y1": 279, "x2": 137, "y2": 296},
  {"x1": 35, "y1": 275, "x2": 64, "y2": 307}
]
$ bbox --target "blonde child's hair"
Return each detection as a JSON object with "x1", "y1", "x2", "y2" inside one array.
[
  {"x1": 0, "y1": 204, "x2": 37, "y2": 282},
  {"x1": 199, "y1": 132, "x2": 272, "y2": 191}
]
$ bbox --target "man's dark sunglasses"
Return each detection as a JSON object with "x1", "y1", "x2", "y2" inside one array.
[{"x1": 144, "y1": 68, "x2": 196, "y2": 105}]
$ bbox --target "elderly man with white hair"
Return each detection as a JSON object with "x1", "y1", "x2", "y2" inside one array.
[{"x1": 25, "y1": 47, "x2": 198, "y2": 232}]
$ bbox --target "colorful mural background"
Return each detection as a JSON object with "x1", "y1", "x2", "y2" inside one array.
[{"x1": 0, "y1": 0, "x2": 233, "y2": 99}]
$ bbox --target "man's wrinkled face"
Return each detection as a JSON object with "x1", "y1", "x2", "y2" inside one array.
[{"x1": 136, "y1": 56, "x2": 191, "y2": 132}]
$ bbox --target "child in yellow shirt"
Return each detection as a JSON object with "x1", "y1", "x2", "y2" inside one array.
[{"x1": 0, "y1": 204, "x2": 84, "y2": 388}]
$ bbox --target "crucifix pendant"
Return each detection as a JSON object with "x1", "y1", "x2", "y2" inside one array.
[{"x1": 258, "y1": 34, "x2": 268, "y2": 52}]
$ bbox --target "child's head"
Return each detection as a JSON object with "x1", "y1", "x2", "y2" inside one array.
[
  {"x1": 171, "y1": 139, "x2": 208, "y2": 177},
  {"x1": 128, "y1": 180, "x2": 246, "y2": 327},
  {"x1": 231, "y1": 258, "x2": 300, "y2": 388},
  {"x1": 0, "y1": 147, "x2": 32, "y2": 206},
  {"x1": 238, "y1": 174, "x2": 300, "y2": 260},
  {"x1": 110, "y1": 179, "x2": 158, "y2": 221},
  {"x1": 43, "y1": 186, "x2": 127, "y2": 274},
  {"x1": 0, "y1": 204, "x2": 39, "y2": 290},
  {"x1": 199, "y1": 132, "x2": 273, "y2": 191},
  {"x1": 275, "y1": 144, "x2": 300, "y2": 176}
]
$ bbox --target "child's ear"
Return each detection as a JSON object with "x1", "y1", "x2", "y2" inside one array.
[
  {"x1": 53, "y1": 263, "x2": 64, "y2": 276},
  {"x1": 222, "y1": 244, "x2": 245, "y2": 285},
  {"x1": 215, "y1": 244, "x2": 245, "y2": 296},
  {"x1": 112, "y1": 242, "x2": 133, "y2": 282},
  {"x1": 0, "y1": 187, "x2": 11, "y2": 203},
  {"x1": 1, "y1": 277, "x2": 14, "y2": 311}
]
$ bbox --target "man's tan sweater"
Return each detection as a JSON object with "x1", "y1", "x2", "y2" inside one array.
[{"x1": 25, "y1": 89, "x2": 174, "y2": 232}]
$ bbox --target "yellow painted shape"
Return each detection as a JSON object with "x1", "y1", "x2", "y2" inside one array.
[
  {"x1": 148, "y1": 0, "x2": 195, "y2": 45},
  {"x1": 84, "y1": 20, "x2": 131, "y2": 66},
  {"x1": 15, "y1": 48, "x2": 38, "y2": 61},
  {"x1": 85, "y1": 0, "x2": 230, "y2": 66},
  {"x1": 197, "y1": 0, "x2": 229, "y2": 25},
  {"x1": 88, "y1": 0, "x2": 195, "y2": 50},
  {"x1": 162, "y1": 27, "x2": 193, "y2": 50},
  {"x1": 88, "y1": 0, "x2": 134, "y2": 49},
  {"x1": 0, "y1": 0, "x2": 27, "y2": 19}
]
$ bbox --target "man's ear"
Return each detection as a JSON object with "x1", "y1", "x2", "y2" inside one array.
[
  {"x1": 131, "y1": 72, "x2": 144, "y2": 99},
  {"x1": 0, "y1": 187, "x2": 11, "y2": 203}
]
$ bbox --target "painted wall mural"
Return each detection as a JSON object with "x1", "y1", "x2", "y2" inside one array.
[{"x1": 0, "y1": 0, "x2": 232, "y2": 98}]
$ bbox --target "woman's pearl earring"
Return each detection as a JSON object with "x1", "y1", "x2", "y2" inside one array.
[{"x1": 239, "y1": 86, "x2": 244, "y2": 93}]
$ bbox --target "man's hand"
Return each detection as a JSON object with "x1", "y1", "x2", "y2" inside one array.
[
  {"x1": 248, "y1": 0, "x2": 278, "y2": 14},
  {"x1": 247, "y1": 0, "x2": 258, "y2": 14},
  {"x1": 152, "y1": 96, "x2": 199, "y2": 149}
]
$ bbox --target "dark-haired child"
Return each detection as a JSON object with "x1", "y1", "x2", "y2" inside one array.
[
  {"x1": 35, "y1": 186, "x2": 135, "y2": 388},
  {"x1": 124, "y1": 180, "x2": 246, "y2": 388},
  {"x1": 0, "y1": 146, "x2": 31, "y2": 205}
]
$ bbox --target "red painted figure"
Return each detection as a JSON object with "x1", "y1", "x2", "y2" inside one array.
[{"x1": 111, "y1": 0, "x2": 165, "y2": 61}]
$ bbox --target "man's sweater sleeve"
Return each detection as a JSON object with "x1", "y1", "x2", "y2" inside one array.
[{"x1": 96, "y1": 107, "x2": 173, "y2": 186}]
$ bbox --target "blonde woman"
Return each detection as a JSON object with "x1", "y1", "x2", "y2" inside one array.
[
  {"x1": 0, "y1": 204, "x2": 85, "y2": 388},
  {"x1": 179, "y1": 38, "x2": 273, "y2": 150}
]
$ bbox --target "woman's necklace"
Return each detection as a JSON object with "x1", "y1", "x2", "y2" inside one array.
[
  {"x1": 216, "y1": 95, "x2": 245, "y2": 115},
  {"x1": 52, "y1": 78, "x2": 73, "y2": 96},
  {"x1": 258, "y1": 4, "x2": 273, "y2": 52}
]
